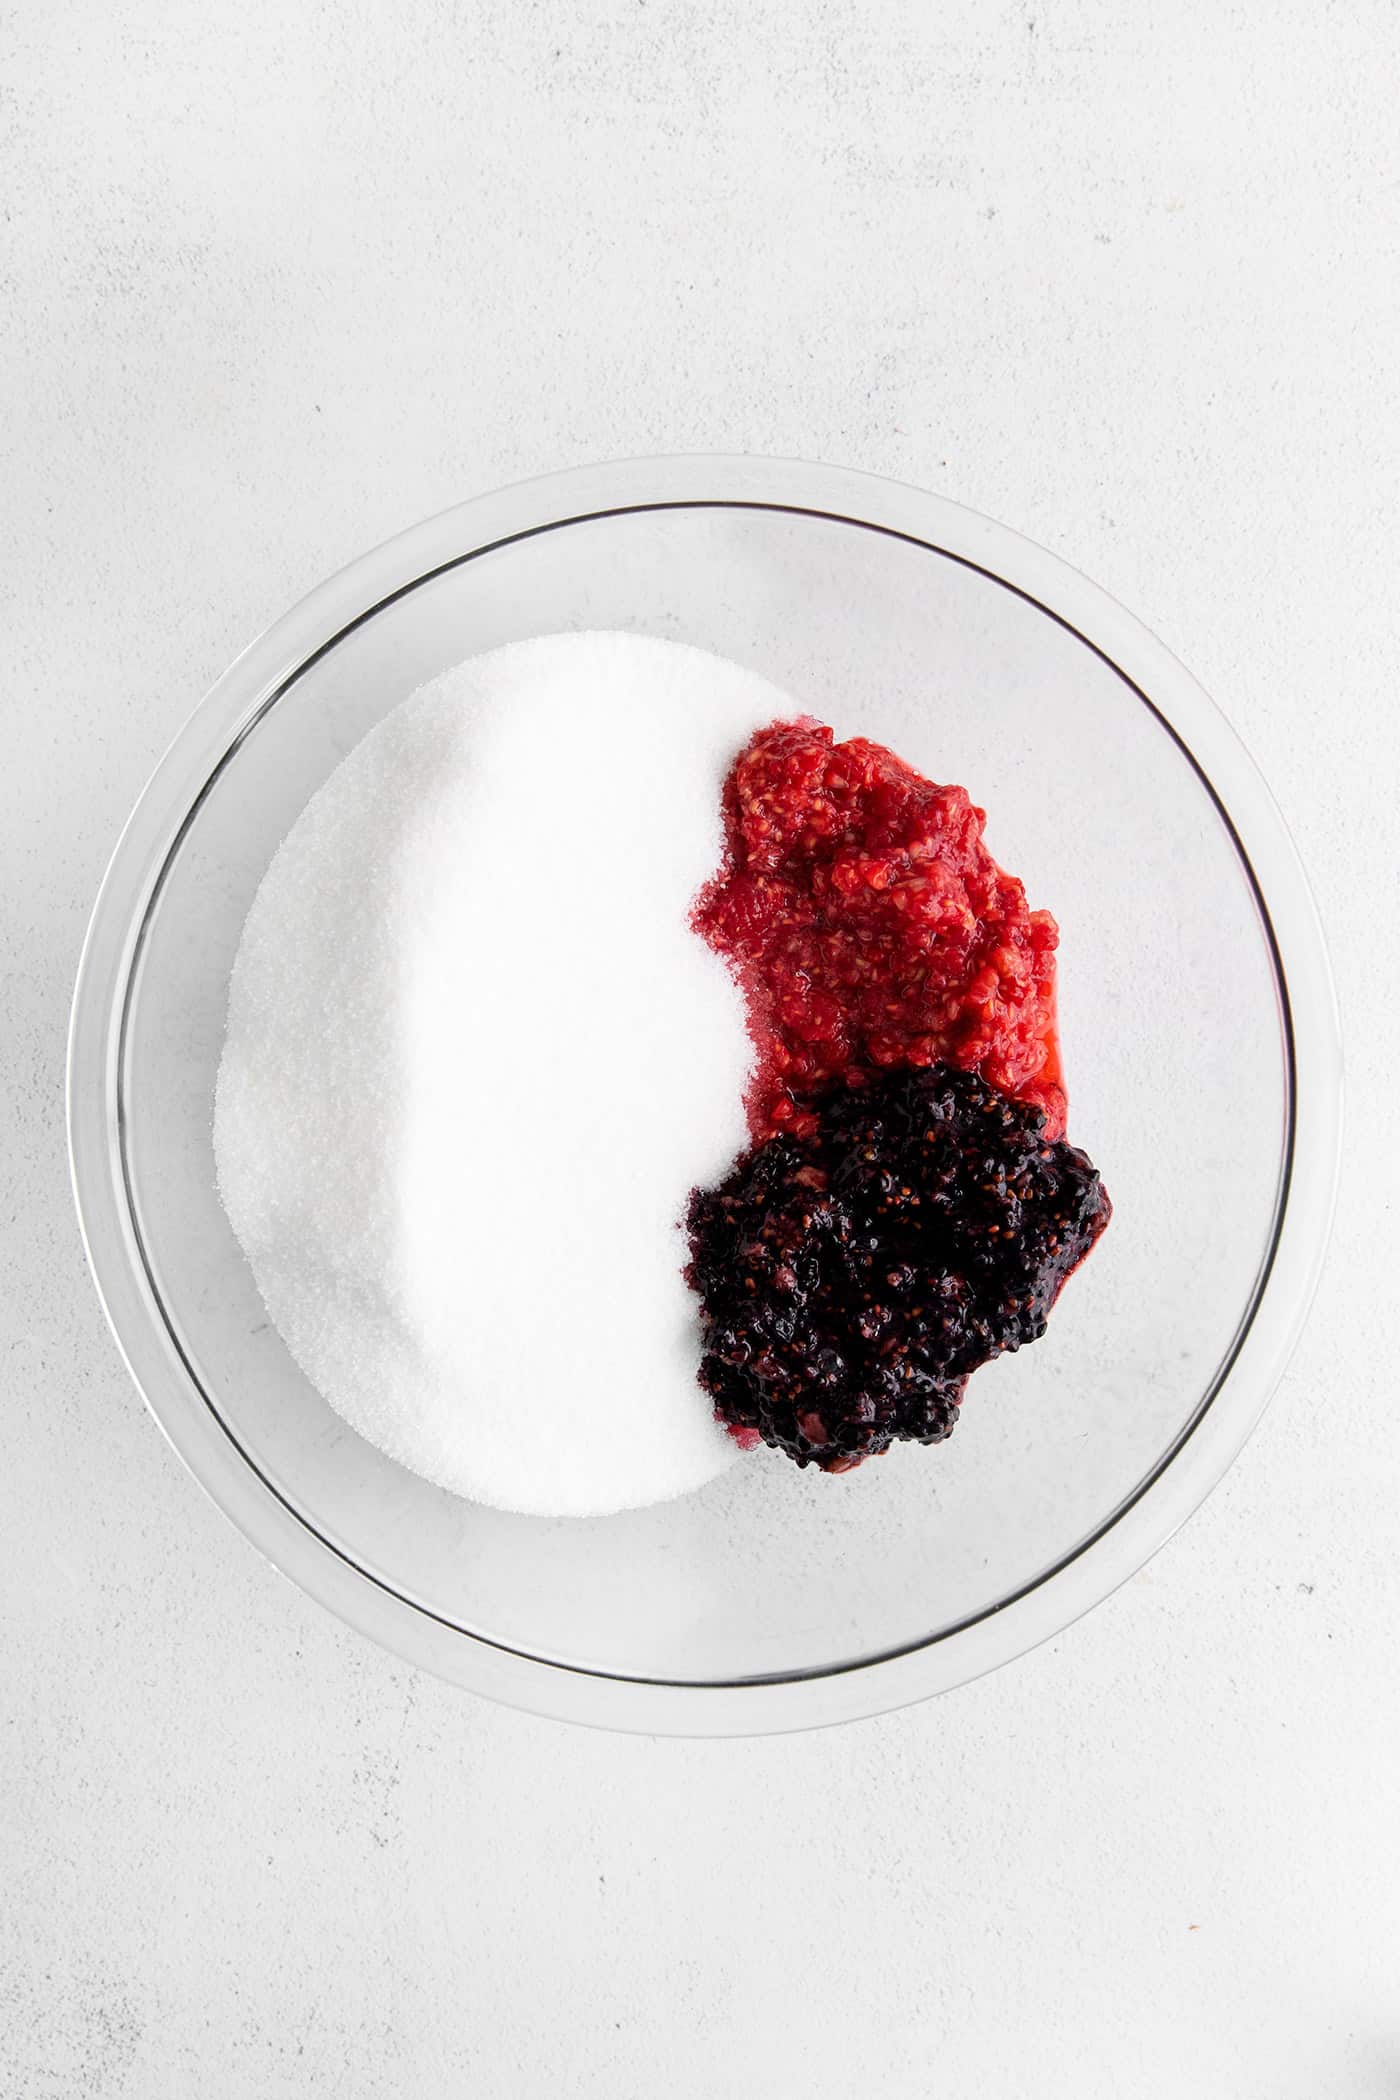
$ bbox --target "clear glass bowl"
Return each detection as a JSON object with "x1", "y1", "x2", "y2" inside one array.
[{"x1": 68, "y1": 456, "x2": 1340, "y2": 1735}]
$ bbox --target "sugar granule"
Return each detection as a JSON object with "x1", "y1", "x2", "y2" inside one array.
[{"x1": 213, "y1": 631, "x2": 797, "y2": 1517}]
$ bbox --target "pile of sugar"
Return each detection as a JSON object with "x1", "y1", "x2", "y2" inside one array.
[{"x1": 214, "y1": 631, "x2": 797, "y2": 1517}]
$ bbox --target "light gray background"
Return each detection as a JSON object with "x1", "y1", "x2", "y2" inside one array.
[{"x1": 3, "y1": 4, "x2": 1397, "y2": 2095}]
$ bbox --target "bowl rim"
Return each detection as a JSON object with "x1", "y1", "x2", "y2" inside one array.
[{"x1": 67, "y1": 453, "x2": 1342, "y2": 1736}]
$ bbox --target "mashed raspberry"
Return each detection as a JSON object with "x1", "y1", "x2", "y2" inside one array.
[{"x1": 693, "y1": 720, "x2": 1066, "y2": 1141}]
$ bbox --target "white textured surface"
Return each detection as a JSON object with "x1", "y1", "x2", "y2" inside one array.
[{"x1": 2, "y1": 3, "x2": 1397, "y2": 2093}]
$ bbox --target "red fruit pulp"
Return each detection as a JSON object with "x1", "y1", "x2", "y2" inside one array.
[{"x1": 693, "y1": 720, "x2": 1066, "y2": 1142}]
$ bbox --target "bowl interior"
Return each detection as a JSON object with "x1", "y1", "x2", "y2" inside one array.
[{"x1": 119, "y1": 503, "x2": 1286, "y2": 1683}]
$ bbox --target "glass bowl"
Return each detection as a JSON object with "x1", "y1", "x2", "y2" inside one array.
[{"x1": 68, "y1": 456, "x2": 1340, "y2": 1735}]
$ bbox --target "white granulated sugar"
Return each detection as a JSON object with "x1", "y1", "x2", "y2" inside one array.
[{"x1": 214, "y1": 631, "x2": 796, "y2": 1517}]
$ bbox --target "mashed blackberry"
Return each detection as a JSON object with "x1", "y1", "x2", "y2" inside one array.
[{"x1": 686, "y1": 1067, "x2": 1110, "y2": 1471}]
